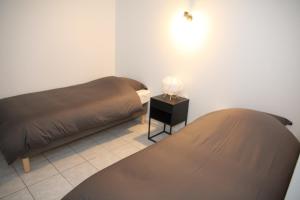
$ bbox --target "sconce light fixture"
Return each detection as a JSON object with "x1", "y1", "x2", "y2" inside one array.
[
  {"x1": 171, "y1": 9, "x2": 209, "y2": 51},
  {"x1": 184, "y1": 11, "x2": 193, "y2": 21}
]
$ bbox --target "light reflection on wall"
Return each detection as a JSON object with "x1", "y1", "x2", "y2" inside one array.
[{"x1": 171, "y1": 10, "x2": 210, "y2": 52}]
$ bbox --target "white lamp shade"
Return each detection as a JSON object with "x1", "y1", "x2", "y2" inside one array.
[{"x1": 162, "y1": 76, "x2": 183, "y2": 96}]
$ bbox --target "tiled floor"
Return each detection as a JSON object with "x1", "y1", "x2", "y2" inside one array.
[{"x1": 0, "y1": 120, "x2": 170, "y2": 200}]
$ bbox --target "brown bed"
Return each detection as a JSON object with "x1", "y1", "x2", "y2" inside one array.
[
  {"x1": 63, "y1": 108, "x2": 300, "y2": 200},
  {"x1": 0, "y1": 76, "x2": 147, "y2": 172}
]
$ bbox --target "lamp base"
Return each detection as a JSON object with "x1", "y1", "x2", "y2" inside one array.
[{"x1": 163, "y1": 94, "x2": 178, "y2": 101}]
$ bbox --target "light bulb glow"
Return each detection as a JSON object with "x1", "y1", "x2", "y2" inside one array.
[
  {"x1": 171, "y1": 11, "x2": 209, "y2": 51},
  {"x1": 162, "y1": 76, "x2": 183, "y2": 96}
]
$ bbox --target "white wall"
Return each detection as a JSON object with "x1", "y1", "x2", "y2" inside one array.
[
  {"x1": 0, "y1": 0, "x2": 115, "y2": 98},
  {"x1": 116, "y1": 0, "x2": 300, "y2": 139}
]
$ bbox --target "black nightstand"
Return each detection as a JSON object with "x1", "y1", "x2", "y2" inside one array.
[{"x1": 148, "y1": 94, "x2": 189, "y2": 142}]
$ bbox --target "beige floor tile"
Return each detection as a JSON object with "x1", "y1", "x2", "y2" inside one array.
[
  {"x1": 12, "y1": 156, "x2": 41, "y2": 170},
  {"x1": 90, "y1": 121, "x2": 137, "y2": 142},
  {"x1": 89, "y1": 149, "x2": 121, "y2": 171},
  {"x1": 73, "y1": 145, "x2": 106, "y2": 161},
  {"x1": 43, "y1": 146, "x2": 75, "y2": 160},
  {"x1": 0, "y1": 172, "x2": 25, "y2": 198},
  {"x1": 107, "y1": 123, "x2": 134, "y2": 137},
  {"x1": 0, "y1": 120, "x2": 152, "y2": 199},
  {"x1": 28, "y1": 174, "x2": 72, "y2": 200},
  {"x1": 1, "y1": 188, "x2": 33, "y2": 200},
  {"x1": 130, "y1": 131, "x2": 153, "y2": 142},
  {"x1": 152, "y1": 133, "x2": 170, "y2": 141},
  {"x1": 62, "y1": 162, "x2": 97, "y2": 187},
  {"x1": 122, "y1": 123, "x2": 158, "y2": 141},
  {"x1": 111, "y1": 143, "x2": 141, "y2": 159},
  {"x1": 120, "y1": 131, "x2": 141, "y2": 141},
  {"x1": 69, "y1": 138, "x2": 106, "y2": 160},
  {"x1": 130, "y1": 138, "x2": 153, "y2": 150},
  {"x1": 44, "y1": 146, "x2": 85, "y2": 172},
  {"x1": 104, "y1": 123, "x2": 156, "y2": 150},
  {"x1": 13, "y1": 156, "x2": 58, "y2": 186},
  {"x1": 89, "y1": 130, "x2": 115, "y2": 143},
  {"x1": 102, "y1": 137, "x2": 128, "y2": 151},
  {"x1": 68, "y1": 137, "x2": 96, "y2": 152},
  {"x1": 127, "y1": 123, "x2": 149, "y2": 133}
]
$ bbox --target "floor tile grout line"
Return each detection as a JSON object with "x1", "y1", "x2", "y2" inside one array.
[
  {"x1": 43, "y1": 147, "x2": 87, "y2": 173},
  {"x1": 67, "y1": 144, "x2": 91, "y2": 163},
  {"x1": 60, "y1": 170, "x2": 76, "y2": 189},
  {"x1": 109, "y1": 143, "x2": 143, "y2": 160},
  {"x1": 43, "y1": 146, "x2": 99, "y2": 191},
  {"x1": 66, "y1": 144, "x2": 99, "y2": 172},
  {"x1": 9, "y1": 164, "x2": 36, "y2": 200},
  {"x1": 0, "y1": 122, "x2": 152, "y2": 199},
  {"x1": 85, "y1": 134, "x2": 139, "y2": 170},
  {"x1": 60, "y1": 158, "x2": 97, "y2": 174},
  {"x1": 102, "y1": 141, "x2": 128, "y2": 152},
  {"x1": 43, "y1": 154, "x2": 73, "y2": 186},
  {"x1": 12, "y1": 156, "x2": 59, "y2": 184},
  {"x1": 12, "y1": 150, "x2": 107, "y2": 198},
  {"x1": 0, "y1": 186, "x2": 24, "y2": 200},
  {"x1": 59, "y1": 139, "x2": 124, "y2": 187},
  {"x1": 86, "y1": 159, "x2": 101, "y2": 172},
  {"x1": 59, "y1": 162, "x2": 98, "y2": 189},
  {"x1": 28, "y1": 172, "x2": 71, "y2": 200},
  {"x1": 27, "y1": 173, "x2": 60, "y2": 189},
  {"x1": 18, "y1": 155, "x2": 61, "y2": 187},
  {"x1": 70, "y1": 134, "x2": 127, "y2": 159},
  {"x1": 86, "y1": 145, "x2": 124, "y2": 170},
  {"x1": 128, "y1": 140, "x2": 151, "y2": 150},
  {"x1": 27, "y1": 137, "x2": 127, "y2": 199},
  {"x1": 71, "y1": 131, "x2": 134, "y2": 162}
]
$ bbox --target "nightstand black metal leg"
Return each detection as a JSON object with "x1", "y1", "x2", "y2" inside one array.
[
  {"x1": 148, "y1": 121, "x2": 173, "y2": 142},
  {"x1": 148, "y1": 118, "x2": 158, "y2": 143},
  {"x1": 148, "y1": 118, "x2": 151, "y2": 139},
  {"x1": 185, "y1": 120, "x2": 187, "y2": 126}
]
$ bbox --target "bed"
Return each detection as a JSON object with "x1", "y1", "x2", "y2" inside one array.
[
  {"x1": 0, "y1": 76, "x2": 149, "y2": 172},
  {"x1": 63, "y1": 108, "x2": 300, "y2": 200}
]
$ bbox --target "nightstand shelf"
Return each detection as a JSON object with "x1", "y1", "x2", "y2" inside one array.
[{"x1": 148, "y1": 94, "x2": 189, "y2": 142}]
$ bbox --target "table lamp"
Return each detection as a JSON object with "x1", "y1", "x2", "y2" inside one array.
[{"x1": 162, "y1": 76, "x2": 183, "y2": 100}]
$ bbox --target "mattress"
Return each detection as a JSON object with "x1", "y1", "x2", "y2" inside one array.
[{"x1": 63, "y1": 108, "x2": 300, "y2": 200}]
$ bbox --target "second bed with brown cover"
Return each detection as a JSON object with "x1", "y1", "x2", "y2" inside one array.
[
  {"x1": 0, "y1": 76, "x2": 146, "y2": 164},
  {"x1": 63, "y1": 109, "x2": 300, "y2": 200}
]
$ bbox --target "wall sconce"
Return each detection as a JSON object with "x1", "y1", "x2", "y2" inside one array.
[
  {"x1": 171, "y1": 10, "x2": 209, "y2": 51},
  {"x1": 184, "y1": 11, "x2": 193, "y2": 21}
]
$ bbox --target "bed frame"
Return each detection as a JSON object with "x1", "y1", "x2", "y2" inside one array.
[{"x1": 21, "y1": 104, "x2": 148, "y2": 173}]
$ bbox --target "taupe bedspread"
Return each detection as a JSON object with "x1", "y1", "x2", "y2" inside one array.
[
  {"x1": 63, "y1": 109, "x2": 300, "y2": 200},
  {"x1": 0, "y1": 76, "x2": 145, "y2": 164}
]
